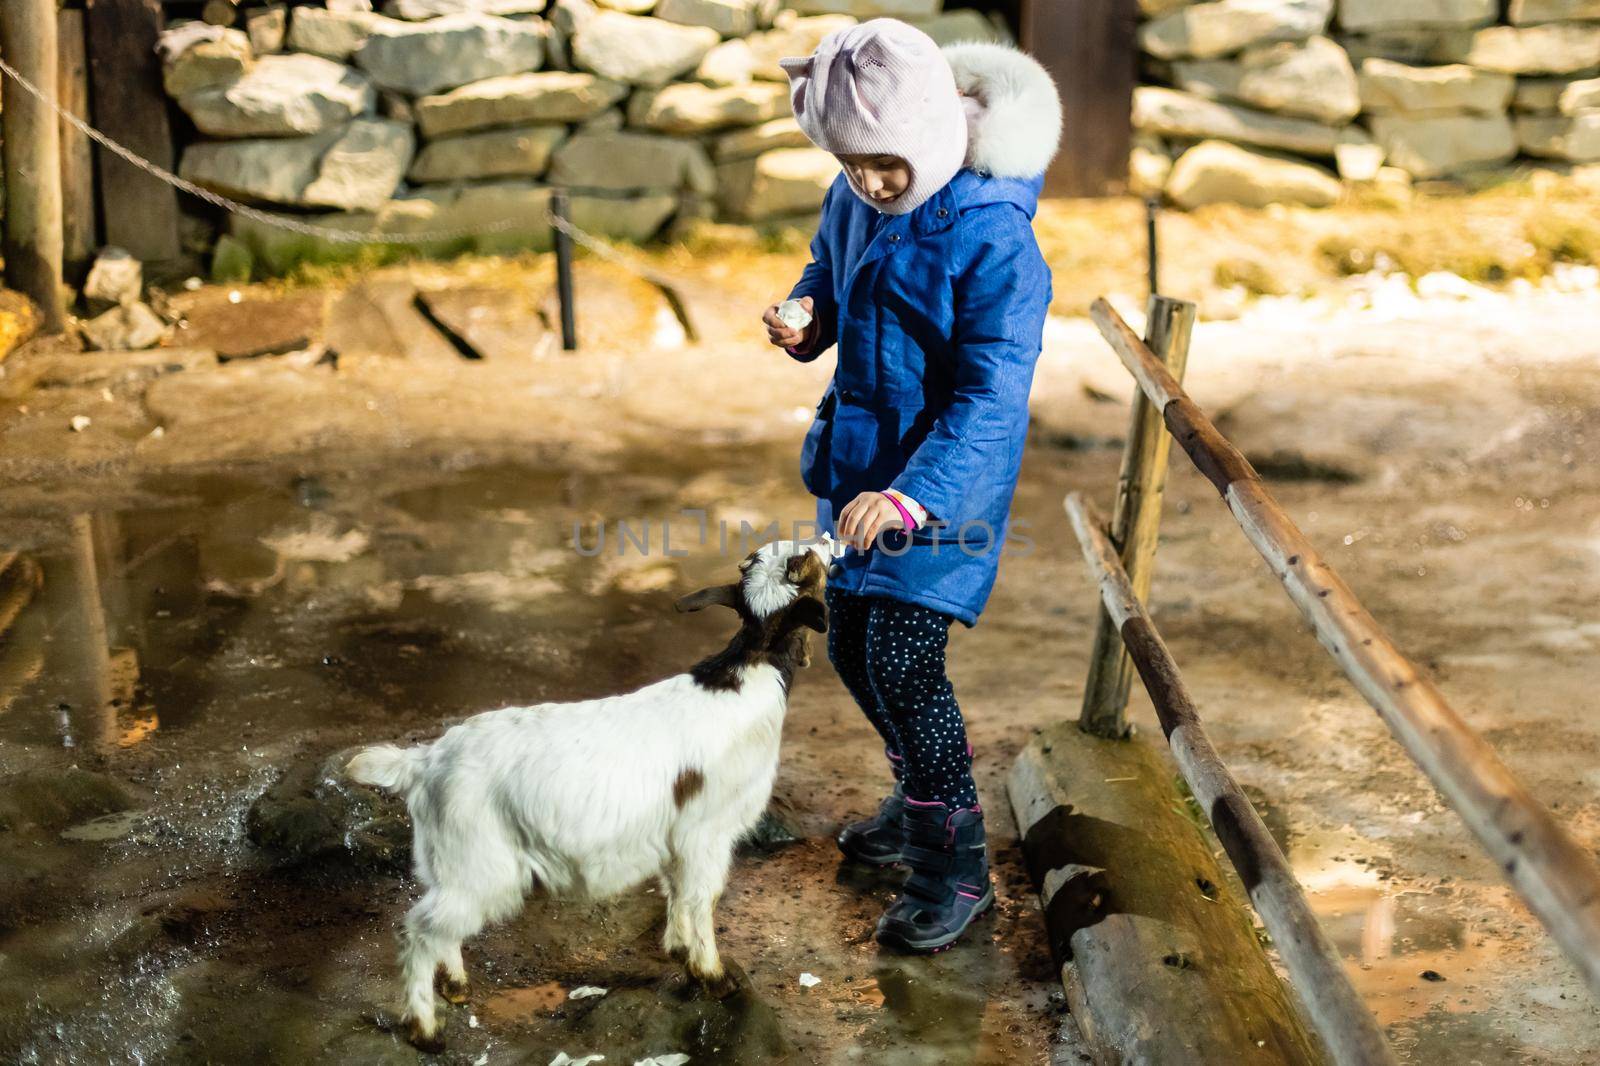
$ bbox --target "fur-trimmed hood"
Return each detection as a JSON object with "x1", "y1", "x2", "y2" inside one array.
[{"x1": 944, "y1": 42, "x2": 1063, "y2": 180}]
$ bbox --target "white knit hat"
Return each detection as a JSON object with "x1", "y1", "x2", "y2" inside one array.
[{"x1": 779, "y1": 19, "x2": 968, "y2": 216}]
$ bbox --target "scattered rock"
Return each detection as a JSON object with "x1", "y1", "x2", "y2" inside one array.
[
  {"x1": 211, "y1": 235, "x2": 256, "y2": 283},
  {"x1": 785, "y1": 0, "x2": 935, "y2": 15},
  {"x1": 1138, "y1": 0, "x2": 1334, "y2": 61},
  {"x1": 1559, "y1": 77, "x2": 1600, "y2": 113},
  {"x1": 1165, "y1": 139, "x2": 1341, "y2": 207},
  {"x1": 247, "y1": 748, "x2": 411, "y2": 868},
  {"x1": 1174, "y1": 35, "x2": 1360, "y2": 124},
  {"x1": 82, "y1": 247, "x2": 143, "y2": 314},
  {"x1": 571, "y1": 10, "x2": 721, "y2": 87},
  {"x1": 180, "y1": 119, "x2": 414, "y2": 211},
  {"x1": 385, "y1": 0, "x2": 550, "y2": 16},
  {"x1": 1129, "y1": 140, "x2": 1174, "y2": 196},
  {"x1": 1338, "y1": 0, "x2": 1494, "y2": 32},
  {"x1": 1335, "y1": 140, "x2": 1386, "y2": 179},
  {"x1": 416, "y1": 71, "x2": 628, "y2": 137},
  {"x1": 733, "y1": 14, "x2": 857, "y2": 81},
  {"x1": 909, "y1": 9, "x2": 1009, "y2": 46},
  {"x1": 409, "y1": 124, "x2": 567, "y2": 182},
  {"x1": 246, "y1": 6, "x2": 288, "y2": 53},
  {"x1": 714, "y1": 116, "x2": 810, "y2": 160},
  {"x1": 582, "y1": 107, "x2": 626, "y2": 130},
  {"x1": 1358, "y1": 58, "x2": 1513, "y2": 114},
  {"x1": 1508, "y1": 0, "x2": 1600, "y2": 24},
  {"x1": 596, "y1": 0, "x2": 659, "y2": 10},
  {"x1": 176, "y1": 53, "x2": 375, "y2": 138},
  {"x1": 82, "y1": 302, "x2": 170, "y2": 351},
  {"x1": 0, "y1": 768, "x2": 135, "y2": 834},
  {"x1": 1132, "y1": 85, "x2": 1371, "y2": 156},
  {"x1": 716, "y1": 146, "x2": 838, "y2": 221},
  {"x1": 1369, "y1": 111, "x2": 1517, "y2": 177},
  {"x1": 627, "y1": 81, "x2": 789, "y2": 133},
  {"x1": 1464, "y1": 24, "x2": 1600, "y2": 76},
  {"x1": 355, "y1": 12, "x2": 546, "y2": 96},
  {"x1": 162, "y1": 27, "x2": 254, "y2": 97},
  {"x1": 697, "y1": 37, "x2": 759, "y2": 84},
  {"x1": 1516, "y1": 111, "x2": 1600, "y2": 160},
  {"x1": 656, "y1": 0, "x2": 761, "y2": 37},
  {"x1": 548, "y1": 130, "x2": 717, "y2": 194},
  {"x1": 303, "y1": 119, "x2": 417, "y2": 210},
  {"x1": 285, "y1": 8, "x2": 392, "y2": 61}
]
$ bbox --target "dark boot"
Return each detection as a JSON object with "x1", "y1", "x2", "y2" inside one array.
[
  {"x1": 875, "y1": 800, "x2": 993, "y2": 953},
  {"x1": 837, "y1": 783, "x2": 906, "y2": 866}
]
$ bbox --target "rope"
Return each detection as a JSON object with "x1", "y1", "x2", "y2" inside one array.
[
  {"x1": 0, "y1": 52, "x2": 519, "y2": 245},
  {"x1": 0, "y1": 52, "x2": 763, "y2": 317}
]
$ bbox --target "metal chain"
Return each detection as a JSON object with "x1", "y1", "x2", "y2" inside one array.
[{"x1": 0, "y1": 53, "x2": 521, "y2": 245}]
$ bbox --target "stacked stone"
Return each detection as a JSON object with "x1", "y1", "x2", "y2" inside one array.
[
  {"x1": 160, "y1": 0, "x2": 1008, "y2": 274},
  {"x1": 1135, "y1": 0, "x2": 1600, "y2": 206}
]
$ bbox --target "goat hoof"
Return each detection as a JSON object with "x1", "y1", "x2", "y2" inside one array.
[
  {"x1": 435, "y1": 971, "x2": 469, "y2": 1005},
  {"x1": 696, "y1": 960, "x2": 748, "y2": 1000},
  {"x1": 404, "y1": 1017, "x2": 446, "y2": 1054}
]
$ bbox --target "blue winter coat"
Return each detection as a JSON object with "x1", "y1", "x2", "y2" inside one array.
[{"x1": 787, "y1": 162, "x2": 1053, "y2": 625}]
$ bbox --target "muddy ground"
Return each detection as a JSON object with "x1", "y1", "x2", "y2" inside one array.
[{"x1": 0, "y1": 233, "x2": 1598, "y2": 1064}]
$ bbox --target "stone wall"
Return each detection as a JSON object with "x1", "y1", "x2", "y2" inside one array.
[
  {"x1": 1133, "y1": 0, "x2": 1600, "y2": 206},
  {"x1": 160, "y1": 0, "x2": 1009, "y2": 277}
]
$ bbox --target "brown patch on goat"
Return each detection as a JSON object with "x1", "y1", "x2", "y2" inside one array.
[{"x1": 674, "y1": 768, "x2": 706, "y2": 807}]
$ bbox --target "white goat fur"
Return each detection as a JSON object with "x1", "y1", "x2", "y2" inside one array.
[{"x1": 345, "y1": 539, "x2": 828, "y2": 1047}]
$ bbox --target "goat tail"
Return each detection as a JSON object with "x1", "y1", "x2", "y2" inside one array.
[{"x1": 346, "y1": 744, "x2": 425, "y2": 795}]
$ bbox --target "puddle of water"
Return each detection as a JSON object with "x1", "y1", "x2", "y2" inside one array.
[{"x1": 0, "y1": 450, "x2": 1059, "y2": 1065}]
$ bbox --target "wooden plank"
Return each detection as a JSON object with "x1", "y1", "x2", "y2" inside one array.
[
  {"x1": 1009, "y1": 726, "x2": 1323, "y2": 1065},
  {"x1": 1079, "y1": 295, "x2": 1194, "y2": 736},
  {"x1": 1022, "y1": 0, "x2": 1135, "y2": 198},
  {"x1": 1067, "y1": 492, "x2": 1397, "y2": 1066},
  {"x1": 57, "y1": 9, "x2": 99, "y2": 273},
  {"x1": 1, "y1": 0, "x2": 70, "y2": 332},
  {"x1": 85, "y1": 0, "x2": 183, "y2": 264},
  {"x1": 1089, "y1": 294, "x2": 1600, "y2": 1000}
]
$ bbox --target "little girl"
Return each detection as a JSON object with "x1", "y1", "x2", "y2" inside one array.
[{"x1": 763, "y1": 21, "x2": 1060, "y2": 953}]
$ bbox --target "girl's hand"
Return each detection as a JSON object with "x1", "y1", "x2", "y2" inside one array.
[
  {"x1": 762, "y1": 296, "x2": 815, "y2": 352},
  {"x1": 837, "y1": 491, "x2": 905, "y2": 550}
]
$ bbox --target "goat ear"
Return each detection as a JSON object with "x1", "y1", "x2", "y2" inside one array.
[
  {"x1": 675, "y1": 584, "x2": 741, "y2": 613},
  {"x1": 778, "y1": 595, "x2": 827, "y2": 635}
]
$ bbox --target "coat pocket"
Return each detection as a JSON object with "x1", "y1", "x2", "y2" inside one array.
[{"x1": 799, "y1": 388, "x2": 837, "y2": 498}]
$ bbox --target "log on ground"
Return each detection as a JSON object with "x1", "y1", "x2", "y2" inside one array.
[{"x1": 1009, "y1": 723, "x2": 1323, "y2": 1065}]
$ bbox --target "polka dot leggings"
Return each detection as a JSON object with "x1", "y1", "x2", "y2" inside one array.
[{"x1": 825, "y1": 586, "x2": 978, "y2": 810}]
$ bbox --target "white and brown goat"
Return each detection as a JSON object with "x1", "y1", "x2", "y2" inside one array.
[{"x1": 345, "y1": 540, "x2": 829, "y2": 1051}]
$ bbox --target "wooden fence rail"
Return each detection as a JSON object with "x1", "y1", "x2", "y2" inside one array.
[
  {"x1": 1088, "y1": 295, "x2": 1600, "y2": 999},
  {"x1": 1065, "y1": 491, "x2": 1397, "y2": 1066}
]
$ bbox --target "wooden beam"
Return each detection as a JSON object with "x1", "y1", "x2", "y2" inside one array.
[
  {"x1": 85, "y1": 0, "x2": 183, "y2": 265},
  {"x1": 57, "y1": 9, "x2": 99, "y2": 273},
  {"x1": 1067, "y1": 491, "x2": 1397, "y2": 1066},
  {"x1": 0, "y1": 0, "x2": 69, "y2": 333},
  {"x1": 1079, "y1": 295, "x2": 1194, "y2": 737},
  {"x1": 1089, "y1": 294, "x2": 1600, "y2": 1000},
  {"x1": 1009, "y1": 726, "x2": 1323, "y2": 1064},
  {"x1": 1022, "y1": 0, "x2": 1135, "y2": 197}
]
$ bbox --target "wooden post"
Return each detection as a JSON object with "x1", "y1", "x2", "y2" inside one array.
[
  {"x1": 85, "y1": 0, "x2": 183, "y2": 265},
  {"x1": 1089, "y1": 295, "x2": 1600, "y2": 1000},
  {"x1": 0, "y1": 0, "x2": 69, "y2": 333},
  {"x1": 1079, "y1": 295, "x2": 1195, "y2": 737},
  {"x1": 1022, "y1": 0, "x2": 1135, "y2": 197},
  {"x1": 1067, "y1": 492, "x2": 1398, "y2": 1066},
  {"x1": 57, "y1": 9, "x2": 99, "y2": 274}
]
